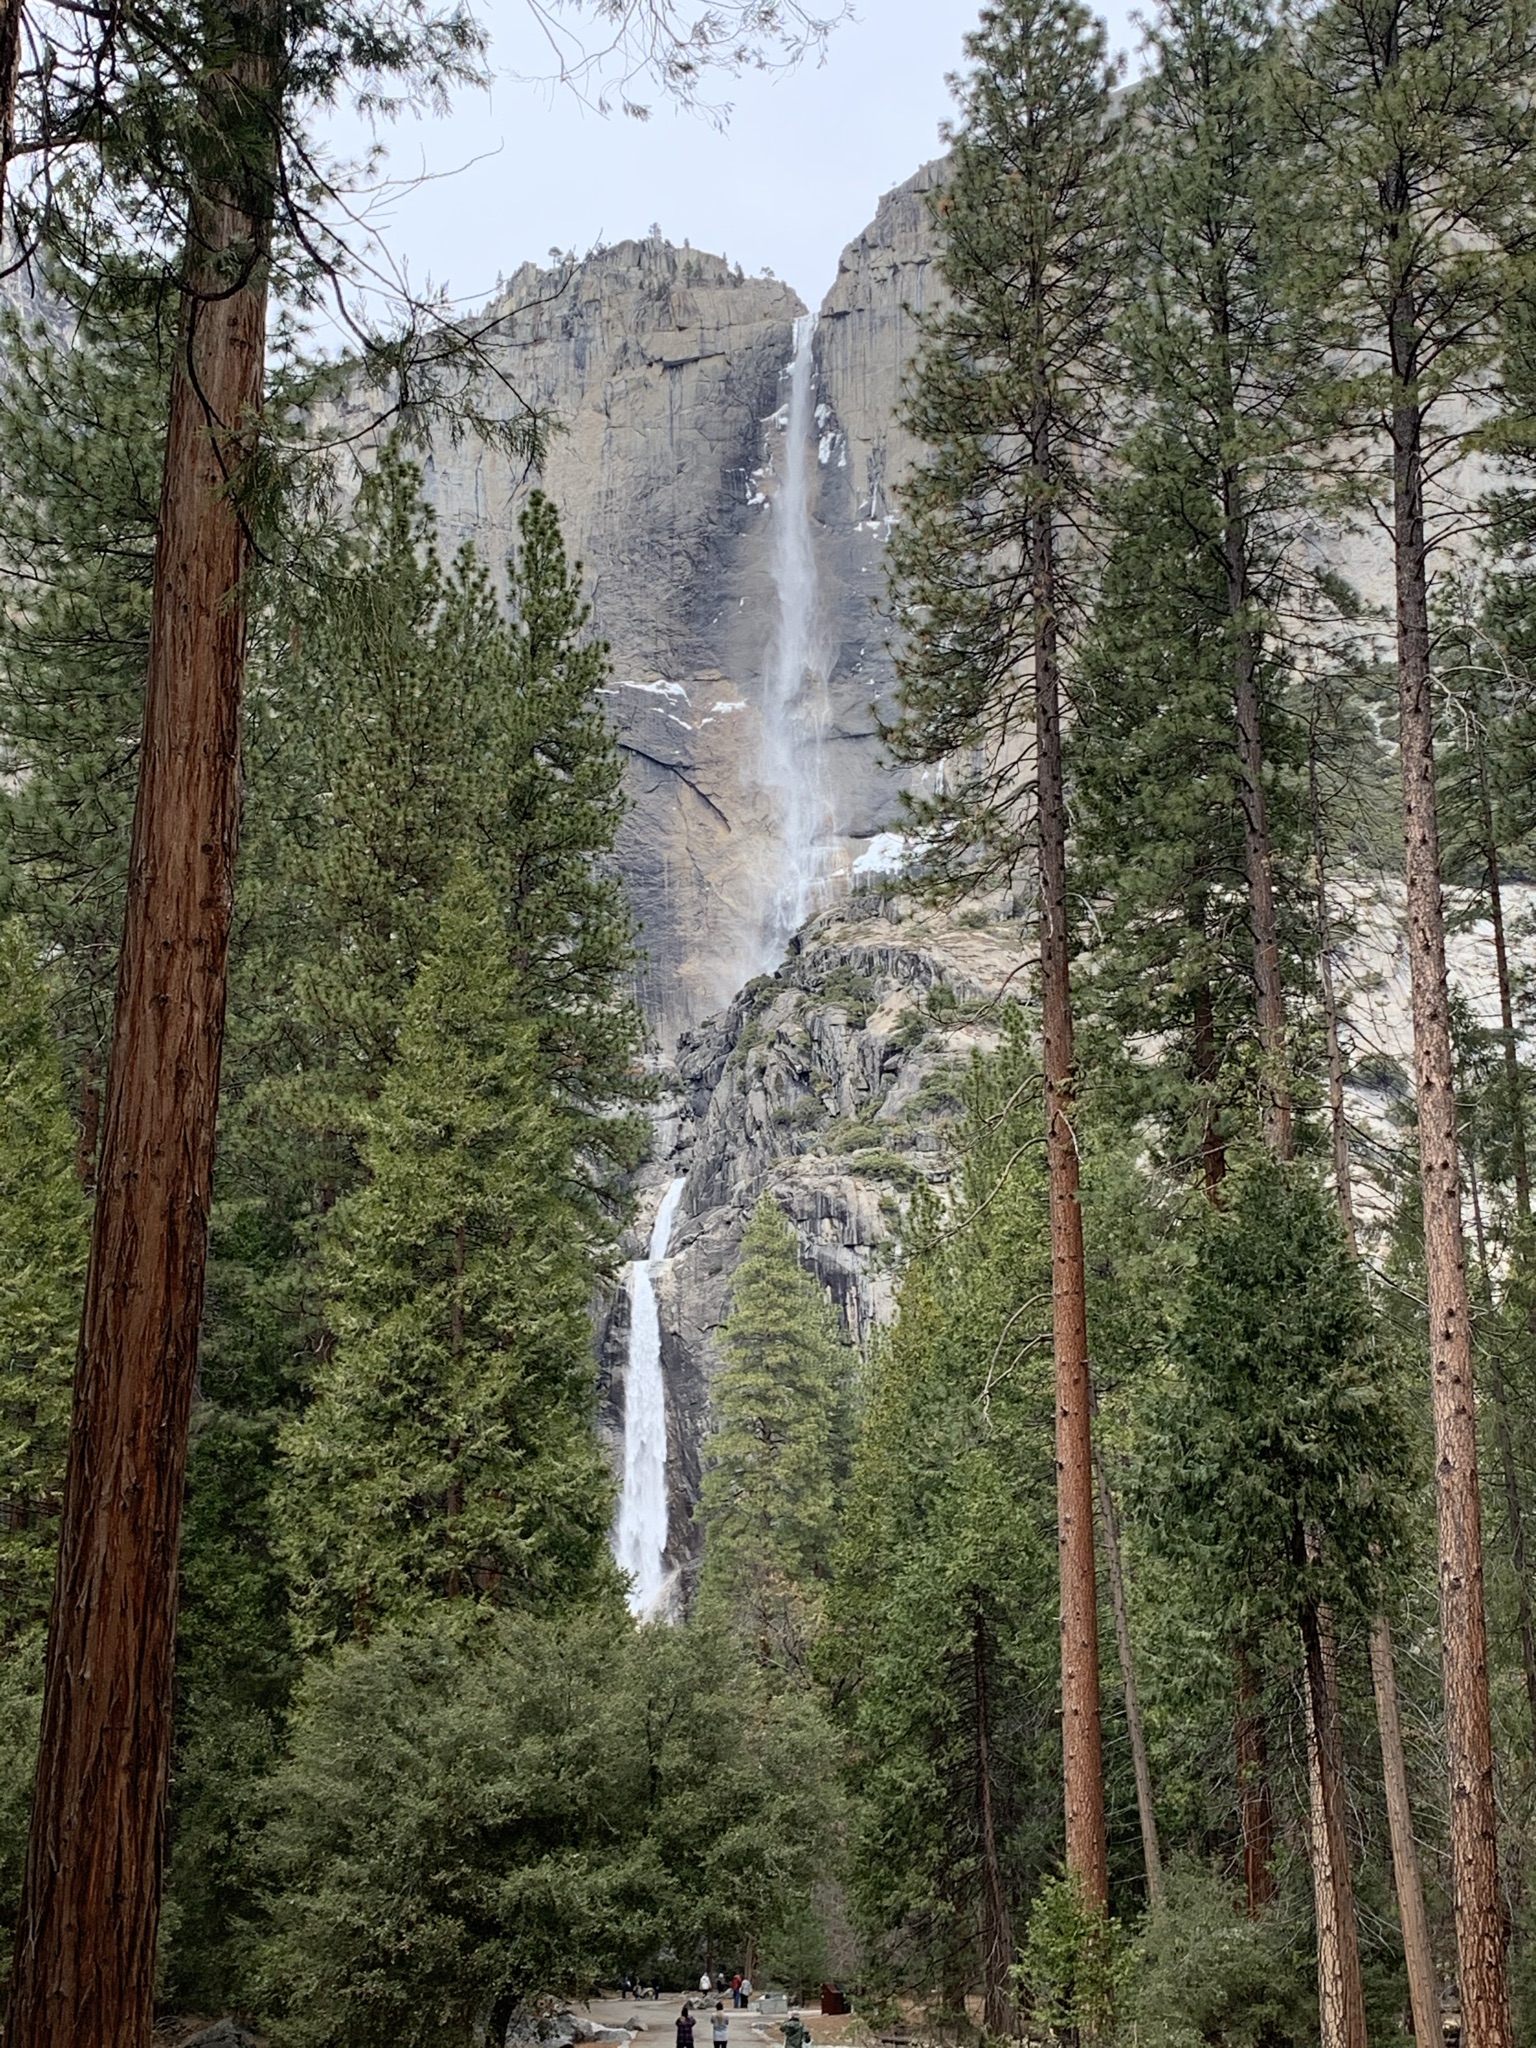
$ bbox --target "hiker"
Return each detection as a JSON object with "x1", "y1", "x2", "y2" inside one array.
[
  {"x1": 731, "y1": 1974, "x2": 744, "y2": 2010},
  {"x1": 712, "y1": 2004, "x2": 730, "y2": 2047},
  {"x1": 781, "y1": 2014, "x2": 811, "y2": 2048},
  {"x1": 677, "y1": 2005, "x2": 696, "y2": 2048},
  {"x1": 740, "y1": 1976, "x2": 753, "y2": 2008},
  {"x1": 700, "y1": 1973, "x2": 713, "y2": 1997}
]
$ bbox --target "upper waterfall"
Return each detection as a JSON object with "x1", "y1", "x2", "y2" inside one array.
[{"x1": 758, "y1": 312, "x2": 836, "y2": 967}]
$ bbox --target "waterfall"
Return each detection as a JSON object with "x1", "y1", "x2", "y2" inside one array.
[
  {"x1": 759, "y1": 311, "x2": 834, "y2": 961},
  {"x1": 613, "y1": 1175, "x2": 686, "y2": 1618}
]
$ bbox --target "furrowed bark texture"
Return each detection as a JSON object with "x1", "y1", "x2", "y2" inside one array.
[
  {"x1": 5, "y1": 64, "x2": 271, "y2": 2048},
  {"x1": 1370, "y1": 1615, "x2": 1440, "y2": 2048},
  {"x1": 1034, "y1": 493, "x2": 1107, "y2": 1911},
  {"x1": 1393, "y1": 393, "x2": 1512, "y2": 2048}
]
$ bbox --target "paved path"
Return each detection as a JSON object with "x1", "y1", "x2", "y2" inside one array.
[{"x1": 577, "y1": 1998, "x2": 862, "y2": 2048}]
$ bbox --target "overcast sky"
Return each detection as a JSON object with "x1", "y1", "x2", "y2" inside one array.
[{"x1": 322, "y1": 0, "x2": 1144, "y2": 322}]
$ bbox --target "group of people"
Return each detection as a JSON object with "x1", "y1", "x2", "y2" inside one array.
[
  {"x1": 674, "y1": 1979, "x2": 809, "y2": 2048},
  {"x1": 690, "y1": 1971, "x2": 752, "y2": 2010}
]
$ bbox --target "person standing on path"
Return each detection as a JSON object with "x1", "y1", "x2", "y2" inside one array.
[
  {"x1": 731, "y1": 1975, "x2": 743, "y2": 2009},
  {"x1": 740, "y1": 1977, "x2": 753, "y2": 2008},
  {"x1": 677, "y1": 2004, "x2": 696, "y2": 2048},
  {"x1": 712, "y1": 2003, "x2": 730, "y2": 2048},
  {"x1": 700, "y1": 1974, "x2": 712, "y2": 1998}
]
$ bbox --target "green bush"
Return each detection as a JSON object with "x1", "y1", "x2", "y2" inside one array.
[
  {"x1": 1020, "y1": 1871, "x2": 1127, "y2": 2045},
  {"x1": 1120, "y1": 1861, "x2": 1314, "y2": 2048},
  {"x1": 256, "y1": 1611, "x2": 841, "y2": 2048}
]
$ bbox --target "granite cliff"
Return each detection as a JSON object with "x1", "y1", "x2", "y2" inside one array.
[{"x1": 363, "y1": 162, "x2": 950, "y2": 1046}]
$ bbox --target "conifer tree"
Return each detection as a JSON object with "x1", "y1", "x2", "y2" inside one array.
[
  {"x1": 1284, "y1": 5, "x2": 1536, "y2": 2033},
  {"x1": 275, "y1": 858, "x2": 615, "y2": 1642},
  {"x1": 834, "y1": 1033, "x2": 1058, "y2": 2031},
  {"x1": 0, "y1": 289, "x2": 168, "y2": 1170},
  {"x1": 697, "y1": 1198, "x2": 852, "y2": 1678},
  {"x1": 888, "y1": 0, "x2": 1121, "y2": 1908},
  {"x1": 0, "y1": 923, "x2": 88, "y2": 1648}
]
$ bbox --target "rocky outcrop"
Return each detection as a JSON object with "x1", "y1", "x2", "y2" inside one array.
[{"x1": 600, "y1": 885, "x2": 1034, "y2": 1602}]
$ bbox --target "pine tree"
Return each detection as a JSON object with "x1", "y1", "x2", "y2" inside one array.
[
  {"x1": 232, "y1": 460, "x2": 644, "y2": 1220},
  {"x1": 887, "y1": 0, "x2": 1121, "y2": 1908},
  {"x1": 1283, "y1": 4, "x2": 1536, "y2": 2031},
  {"x1": 833, "y1": 1034, "x2": 1059, "y2": 2030},
  {"x1": 0, "y1": 923, "x2": 88, "y2": 1648},
  {"x1": 275, "y1": 859, "x2": 615, "y2": 1643},
  {"x1": 696, "y1": 1198, "x2": 852, "y2": 1678}
]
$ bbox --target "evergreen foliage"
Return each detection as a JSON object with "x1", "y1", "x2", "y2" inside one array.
[
  {"x1": 832, "y1": 1032, "x2": 1061, "y2": 1995},
  {"x1": 886, "y1": 0, "x2": 1120, "y2": 888},
  {"x1": 0, "y1": 921, "x2": 88, "y2": 1647},
  {"x1": 276, "y1": 860, "x2": 617, "y2": 1643},
  {"x1": 1143, "y1": 1162, "x2": 1413, "y2": 1633},
  {"x1": 257, "y1": 1612, "x2": 839, "y2": 2048},
  {"x1": 0, "y1": 289, "x2": 168, "y2": 1099},
  {"x1": 697, "y1": 1198, "x2": 852, "y2": 1675}
]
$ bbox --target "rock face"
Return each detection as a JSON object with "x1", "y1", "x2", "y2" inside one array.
[
  {"x1": 599, "y1": 886, "x2": 1034, "y2": 1605},
  {"x1": 394, "y1": 175, "x2": 949, "y2": 1045}
]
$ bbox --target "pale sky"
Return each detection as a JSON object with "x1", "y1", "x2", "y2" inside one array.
[{"x1": 322, "y1": 0, "x2": 1143, "y2": 322}]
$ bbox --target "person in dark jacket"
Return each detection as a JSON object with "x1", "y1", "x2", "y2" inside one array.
[{"x1": 677, "y1": 2005, "x2": 696, "y2": 2048}]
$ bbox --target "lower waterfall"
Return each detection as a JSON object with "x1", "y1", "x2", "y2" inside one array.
[{"x1": 612, "y1": 1175, "x2": 686, "y2": 1618}]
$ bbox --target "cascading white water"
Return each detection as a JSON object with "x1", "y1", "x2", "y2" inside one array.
[
  {"x1": 759, "y1": 312, "x2": 835, "y2": 960},
  {"x1": 613, "y1": 1175, "x2": 686, "y2": 1618}
]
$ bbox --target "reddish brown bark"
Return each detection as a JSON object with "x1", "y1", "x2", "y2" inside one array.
[
  {"x1": 1234, "y1": 1643, "x2": 1276, "y2": 1915},
  {"x1": 1034, "y1": 491, "x2": 1108, "y2": 1913},
  {"x1": 5, "y1": 25, "x2": 274, "y2": 2046},
  {"x1": 1392, "y1": 381, "x2": 1513, "y2": 2048}
]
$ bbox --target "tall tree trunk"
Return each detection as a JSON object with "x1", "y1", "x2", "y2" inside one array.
[
  {"x1": 1192, "y1": 958, "x2": 1227, "y2": 1203},
  {"x1": 1299, "y1": 1551, "x2": 1367, "y2": 2048},
  {"x1": 1371, "y1": 1614, "x2": 1441, "y2": 2048},
  {"x1": 74, "y1": 1053, "x2": 101, "y2": 1194},
  {"x1": 1093, "y1": 1423, "x2": 1164, "y2": 1911},
  {"x1": 1313, "y1": 744, "x2": 1439, "y2": 2033},
  {"x1": 1234, "y1": 1642, "x2": 1277, "y2": 1915},
  {"x1": 1033, "y1": 487, "x2": 1107, "y2": 1911},
  {"x1": 5, "y1": 20, "x2": 274, "y2": 2045},
  {"x1": 1471, "y1": 730, "x2": 1530, "y2": 1222},
  {"x1": 1466, "y1": 1154, "x2": 1536, "y2": 1749},
  {"x1": 0, "y1": 0, "x2": 20, "y2": 170},
  {"x1": 973, "y1": 1599, "x2": 1016, "y2": 2034},
  {"x1": 1392, "y1": 374, "x2": 1513, "y2": 2048},
  {"x1": 1310, "y1": 747, "x2": 1356, "y2": 1252},
  {"x1": 1221, "y1": 467, "x2": 1292, "y2": 1161}
]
